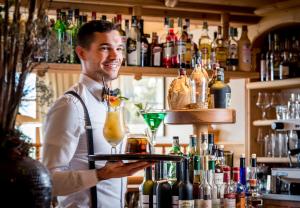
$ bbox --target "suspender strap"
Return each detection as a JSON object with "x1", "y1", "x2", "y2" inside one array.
[{"x1": 65, "y1": 91, "x2": 97, "y2": 208}]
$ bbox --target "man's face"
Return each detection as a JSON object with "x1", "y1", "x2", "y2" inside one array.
[{"x1": 79, "y1": 30, "x2": 123, "y2": 82}]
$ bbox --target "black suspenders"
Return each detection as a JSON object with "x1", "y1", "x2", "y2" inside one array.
[{"x1": 65, "y1": 91, "x2": 97, "y2": 208}]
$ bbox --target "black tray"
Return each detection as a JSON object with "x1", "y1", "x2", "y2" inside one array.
[{"x1": 88, "y1": 154, "x2": 183, "y2": 162}]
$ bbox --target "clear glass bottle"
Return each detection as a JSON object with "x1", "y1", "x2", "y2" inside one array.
[
  {"x1": 208, "y1": 157, "x2": 219, "y2": 208},
  {"x1": 199, "y1": 21, "x2": 212, "y2": 70},
  {"x1": 140, "y1": 19, "x2": 149, "y2": 67},
  {"x1": 216, "y1": 26, "x2": 227, "y2": 69},
  {"x1": 223, "y1": 166, "x2": 236, "y2": 208},
  {"x1": 176, "y1": 17, "x2": 186, "y2": 68},
  {"x1": 190, "y1": 64, "x2": 209, "y2": 109},
  {"x1": 201, "y1": 159, "x2": 212, "y2": 208},
  {"x1": 238, "y1": 25, "x2": 251, "y2": 71},
  {"x1": 116, "y1": 14, "x2": 127, "y2": 66},
  {"x1": 150, "y1": 32, "x2": 162, "y2": 67},
  {"x1": 127, "y1": 16, "x2": 141, "y2": 66},
  {"x1": 226, "y1": 27, "x2": 238, "y2": 71}
]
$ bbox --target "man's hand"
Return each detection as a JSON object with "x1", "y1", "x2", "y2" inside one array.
[{"x1": 96, "y1": 161, "x2": 152, "y2": 181}]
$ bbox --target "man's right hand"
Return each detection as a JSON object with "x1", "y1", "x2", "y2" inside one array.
[{"x1": 96, "y1": 161, "x2": 153, "y2": 181}]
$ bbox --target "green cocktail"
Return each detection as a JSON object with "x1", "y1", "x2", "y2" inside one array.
[{"x1": 141, "y1": 110, "x2": 166, "y2": 153}]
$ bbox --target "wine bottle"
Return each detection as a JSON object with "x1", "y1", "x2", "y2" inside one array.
[
  {"x1": 141, "y1": 166, "x2": 154, "y2": 208},
  {"x1": 188, "y1": 135, "x2": 197, "y2": 183},
  {"x1": 179, "y1": 158, "x2": 194, "y2": 208},
  {"x1": 172, "y1": 162, "x2": 183, "y2": 208},
  {"x1": 153, "y1": 163, "x2": 160, "y2": 208},
  {"x1": 157, "y1": 161, "x2": 172, "y2": 208},
  {"x1": 193, "y1": 155, "x2": 202, "y2": 207}
]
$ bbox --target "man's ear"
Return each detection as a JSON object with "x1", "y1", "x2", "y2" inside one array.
[{"x1": 75, "y1": 46, "x2": 87, "y2": 61}]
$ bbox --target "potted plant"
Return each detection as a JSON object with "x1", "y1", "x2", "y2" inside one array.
[{"x1": 0, "y1": 0, "x2": 52, "y2": 207}]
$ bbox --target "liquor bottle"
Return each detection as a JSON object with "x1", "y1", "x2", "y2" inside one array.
[
  {"x1": 208, "y1": 157, "x2": 220, "y2": 208},
  {"x1": 176, "y1": 17, "x2": 186, "y2": 68},
  {"x1": 179, "y1": 158, "x2": 194, "y2": 208},
  {"x1": 193, "y1": 155, "x2": 203, "y2": 207},
  {"x1": 233, "y1": 167, "x2": 245, "y2": 208},
  {"x1": 190, "y1": 64, "x2": 209, "y2": 109},
  {"x1": 201, "y1": 157, "x2": 213, "y2": 208},
  {"x1": 140, "y1": 19, "x2": 150, "y2": 67},
  {"x1": 101, "y1": 15, "x2": 107, "y2": 20},
  {"x1": 289, "y1": 36, "x2": 299, "y2": 78},
  {"x1": 216, "y1": 26, "x2": 227, "y2": 69},
  {"x1": 199, "y1": 21, "x2": 212, "y2": 70},
  {"x1": 153, "y1": 163, "x2": 160, "y2": 208},
  {"x1": 211, "y1": 31, "x2": 218, "y2": 70},
  {"x1": 239, "y1": 154, "x2": 246, "y2": 187},
  {"x1": 127, "y1": 16, "x2": 141, "y2": 66},
  {"x1": 260, "y1": 52, "x2": 267, "y2": 81},
  {"x1": 65, "y1": 10, "x2": 78, "y2": 64},
  {"x1": 223, "y1": 166, "x2": 236, "y2": 208},
  {"x1": 215, "y1": 145, "x2": 224, "y2": 203},
  {"x1": 266, "y1": 33, "x2": 274, "y2": 80},
  {"x1": 279, "y1": 38, "x2": 290, "y2": 79},
  {"x1": 163, "y1": 18, "x2": 177, "y2": 68},
  {"x1": 208, "y1": 133, "x2": 214, "y2": 156},
  {"x1": 91, "y1": 11, "x2": 97, "y2": 20},
  {"x1": 184, "y1": 18, "x2": 193, "y2": 69},
  {"x1": 150, "y1": 32, "x2": 162, "y2": 67},
  {"x1": 54, "y1": 9, "x2": 66, "y2": 63},
  {"x1": 201, "y1": 133, "x2": 209, "y2": 156},
  {"x1": 226, "y1": 27, "x2": 238, "y2": 71},
  {"x1": 125, "y1": 19, "x2": 130, "y2": 38},
  {"x1": 116, "y1": 14, "x2": 127, "y2": 66},
  {"x1": 273, "y1": 34, "x2": 281, "y2": 80},
  {"x1": 141, "y1": 166, "x2": 154, "y2": 208},
  {"x1": 247, "y1": 154, "x2": 262, "y2": 207},
  {"x1": 188, "y1": 135, "x2": 197, "y2": 183},
  {"x1": 168, "y1": 136, "x2": 183, "y2": 183},
  {"x1": 172, "y1": 162, "x2": 182, "y2": 208},
  {"x1": 238, "y1": 25, "x2": 251, "y2": 72},
  {"x1": 210, "y1": 68, "x2": 231, "y2": 108},
  {"x1": 157, "y1": 161, "x2": 172, "y2": 208}
]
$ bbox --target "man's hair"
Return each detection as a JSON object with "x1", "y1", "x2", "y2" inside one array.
[{"x1": 77, "y1": 20, "x2": 118, "y2": 49}]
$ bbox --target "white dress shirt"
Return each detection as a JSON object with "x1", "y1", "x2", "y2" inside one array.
[{"x1": 42, "y1": 74, "x2": 126, "y2": 208}]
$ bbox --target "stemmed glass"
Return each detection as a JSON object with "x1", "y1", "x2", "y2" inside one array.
[
  {"x1": 141, "y1": 109, "x2": 167, "y2": 154},
  {"x1": 256, "y1": 92, "x2": 271, "y2": 120}
]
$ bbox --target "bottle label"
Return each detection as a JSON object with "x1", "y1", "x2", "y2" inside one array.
[
  {"x1": 172, "y1": 196, "x2": 179, "y2": 207},
  {"x1": 179, "y1": 200, "x2": 194, "y2": 208},
  {"x1": 224, "y1": 193, "x2": 236, "y2": 208},
  {"x1": 214, "y1": 173, "x2": 223, "y2": 185},
  {"x1": 242, "y1": 44, "x2": 251, "y2": 64},
  {"x1": 203, "y1": 199, "x2": 212, "y2": 208},
  {"x1": 142, "y1": 195, "x2": 150, "y2": 208},
  {"x1": 225, "y1": 92, "x2": 231, "y2": 108},
  {"x1": 127, "y1": 39, "x2": 139, "y2": 65},
  {"x1": 216, "y1": 47, "x2": 227, "y2": 62},
  {"x1": 185, "y1": 42, "x2": 192, "y2": 63},
  {"x1": 153, "y1": 46, "x2": 162, "y2": 66},
  {"x1": 212, "y1": 198, "x2": 221, "y2": 208},
  {"x1": 163, "y1": 42, "x2": 174, "y2": 58},
  {"x1": 229, "y1": 44, "x2": 238, "y2": 57},
  {"x1": 153, "y1": 195, "x2": 156, "y2": 208},
  {"x1": 236, "y1": 194, "x2": 245, "y2": 208},
  {"x1": 195, "y1": 199, "x2": 203, "y2": 207},
  {"x1": 176, "y1": 40, "x2": 186, "y2": 55}
]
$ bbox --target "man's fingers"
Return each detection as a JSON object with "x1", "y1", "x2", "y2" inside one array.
[{"x1": 123, "y1": 161, "x2": 150, "y2": 169}]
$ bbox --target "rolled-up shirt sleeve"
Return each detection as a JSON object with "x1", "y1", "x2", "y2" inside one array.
[{"x1": 42, "y1": 95, "x2": 98, "y2": 196}]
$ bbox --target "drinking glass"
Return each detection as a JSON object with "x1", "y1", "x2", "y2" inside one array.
[
  {"x1": 103, "y1": 103, "x2": 126, "y2": 154},
  {"x1": 141, "y1": 109, "x2": 167, "y2": 153},
  {"x1": 264, "y1": 133, "x2": 272, "y2": 157},
  {"x1": 257, "y1": 128, "x2": 265, "y2": 155},
  {"x1": 256, "y1": 92, "x2": 271, "y2": 120}
]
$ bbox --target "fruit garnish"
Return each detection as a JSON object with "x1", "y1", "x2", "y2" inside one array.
[{"x1": 109, "y1": 96, "x2": 121, "y2": 107}]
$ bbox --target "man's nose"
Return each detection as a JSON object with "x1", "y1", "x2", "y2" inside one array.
[{"x1": 109, "y1": 48, "x2": 118, "y2": 59}]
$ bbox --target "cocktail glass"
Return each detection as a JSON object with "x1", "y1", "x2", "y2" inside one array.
[
  {"x1": 141, "y1": 109, "x2": 167, "y2": 153},
  {"x1": 103, "y1": 103, "x2": 126, "y2": 154}
]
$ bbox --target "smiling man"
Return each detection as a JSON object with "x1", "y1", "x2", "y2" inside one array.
[{"x1": 42, "y1": 20, "x2": 151, "y2": 208}]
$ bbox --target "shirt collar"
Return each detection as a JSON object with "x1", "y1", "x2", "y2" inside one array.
[{"x1": 79, "y1": 74, "x2": 104, "y2": 101}]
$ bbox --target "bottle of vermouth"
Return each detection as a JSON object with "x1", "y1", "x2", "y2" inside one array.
[
  {"x1": 172, "y1": 162, "x2": 182, "y2": 208},
  {"x1": 223, "y1": 166, "x2": 236, "y2": 208},
  {"x1": 153, "y1": 163, "x2": 160, "y2": 208},
  {"x1": 210, "y1": 68, "x2": 231, "y2": 108},
  {"x1": 157, "y1": 161, "x2": 172, "y2": 208},
  {"x1": 179, "y1": 158, "x2": 194, "y2": 208},
  {"x1": 188, "y1": 135, "x2": 197, "y2": 183},
  {"x1": 141, "y1": 166, "x2": 154, "y2": 208},
  {"x1": 150, "y1": 32, "x2": 162, "y2": 67},
  {"x1": 193, "y1": 155, "x2": 202, "y2": 207},
  {"x1": 127, "y1": 16, "x2": 141, "y2": 66}
]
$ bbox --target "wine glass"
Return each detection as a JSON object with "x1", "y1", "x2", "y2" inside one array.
[
  {"x1": 141, "y1": 109, "x2": 167, "y2": 153},
  {"x1": 103, "y1": 102, "x2": 126, "y2": 154},
  {"x1": 270, "y1": 92, "x2": 282, "y2": 116},
  {"x1": 256, "y1": 92, "x2": 271, "y2": 120}
]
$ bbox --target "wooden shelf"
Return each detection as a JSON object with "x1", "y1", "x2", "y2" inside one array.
[
  {"x1": 253, "y1": 119, "x2": 276, "y2": 126},
  {"x1": 165, "y1": 109, "x2": 236, "y2": 125},
  {"x1": 246, "y1": 78, "x2": 300, "y2": 90},
  {"x1": 33, "y1": 63, "x2": 259, "y2": 79},
  {"x1": 257, "y1": 157, "x2": 298, "y2": 163}
]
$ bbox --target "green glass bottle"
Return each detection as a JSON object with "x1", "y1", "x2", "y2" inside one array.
[
  {"x1": 167, "y1": 136, "x2": 183, "y2": 184},
  {"x1": 141, "y1": 166, "x2": 154, "y2": 208}
]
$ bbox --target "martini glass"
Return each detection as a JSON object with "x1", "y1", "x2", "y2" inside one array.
[{"x1": 141, "y1": 109, "x2": 167, "y2": 153}]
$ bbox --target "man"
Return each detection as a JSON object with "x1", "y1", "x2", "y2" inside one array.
[{"x1": 42, "y1": 20, "x2": 150, "y2": 208}]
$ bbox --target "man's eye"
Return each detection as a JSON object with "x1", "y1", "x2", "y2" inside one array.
[
  {"x1": 100, "y1": 47, "x2": 110, "y2": 51},
  {"x1": 117, "y1": 47, "x2": 124, "y2": 51}
]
